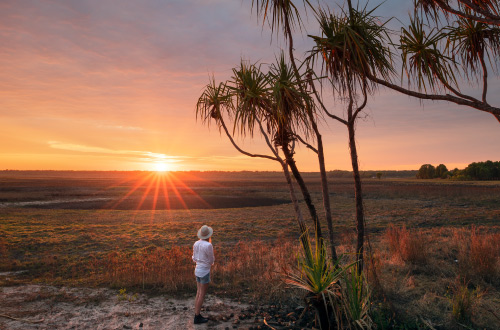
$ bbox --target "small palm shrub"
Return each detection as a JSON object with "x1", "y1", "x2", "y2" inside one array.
[
  {"x1": 285, "y1": 232, "x2": 347, "y2": 329},
  {"x1": 342, "y1": 266, "x2": 373, "y2": 329}
]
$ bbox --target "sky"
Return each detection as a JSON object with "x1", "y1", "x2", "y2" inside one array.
[{"x1": 1, "y1": 0, "x2": 499, "y2": 172}]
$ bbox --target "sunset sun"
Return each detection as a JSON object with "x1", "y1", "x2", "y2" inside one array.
[{"x1": 153, "y1": 162, "x2": 170, "y2": 172}]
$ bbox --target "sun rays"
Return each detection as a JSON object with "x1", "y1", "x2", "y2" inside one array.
[{"x1": 101, "y1": 171, "x2": 212, "y2": 222}]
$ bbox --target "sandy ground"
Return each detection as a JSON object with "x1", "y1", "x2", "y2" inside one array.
[{"x1": 0, "y1": 284, "x2": 262, "y2": 330}]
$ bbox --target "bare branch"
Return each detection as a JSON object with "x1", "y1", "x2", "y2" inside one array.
[
  {"x1": 308, "y1": 75, "x2": 348, "y2": 125},
  {"x1": 352, "y1": 85, "x2": 368, "y2": 122},
  {"x1": 480, "y1": 52, "x2": 488, "y2": 103},
  {"x1": 220, "y1": 118, "x2": 279, "y2": 162},
  {"x1": 367, "y1": 74, "x2": 500, "y2": 118},
  {"x1": 294, "y1": 133, "x2": 318, "y2": 154},
  {"x1": 434, "y1": 1, "x2": 500, "y2": 26}
]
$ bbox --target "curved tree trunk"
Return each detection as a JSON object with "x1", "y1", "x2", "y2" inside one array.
[
  {"x1": 282, "y1": 144, "x2": 323, "y2": 240},
  {"x1": 283, "y1": 14, "x2": 338, "y2": 260},
  {"x1": 347, "y1": 121, "x2": 365, "y2": 273},
  {"x1": 315, "y1": 134, "x2": 338, "y2": 261},
  {"x1": 280, "y1": 160, "x2": 310, "y2": 252}
]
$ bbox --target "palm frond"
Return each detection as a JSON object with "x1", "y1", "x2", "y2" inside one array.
[
  {"x1": 447, "y1": 15, "x2": 500, "y2": 76},
  {"x1": 196, "y1": 77, "x2": 234, "y2": 130},
  {"x1": 399, "y1": 15, "x2": 458, "y2": 92},
  {"x1": 267, "y1": 52, "x2": 315, "y2": 146},
  {"x1": 251, "y1": 0, "x2": 313, "y2": 37},
  {"x1": 308, "y1": 4, "x2": 395, "y2": 96},
  {"x1": 228, "y1": 60, "x2": 272, "y2": 137}
]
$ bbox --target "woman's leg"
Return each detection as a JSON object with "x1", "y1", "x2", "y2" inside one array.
[
  {"x1": 195, "y1": 281, "x2": 201, "y2": 314},
  {"x1": 195, "y1": 283, "x2": 208, "y2": 315}
]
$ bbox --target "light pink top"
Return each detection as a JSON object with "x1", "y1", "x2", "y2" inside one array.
[{"x1": 192, "y1": 239, "x2": 215, "y2": 277}]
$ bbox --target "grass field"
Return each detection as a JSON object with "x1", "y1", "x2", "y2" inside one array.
[{"x1": 1, "y1": 171, "x2": 499, "y2": 328}]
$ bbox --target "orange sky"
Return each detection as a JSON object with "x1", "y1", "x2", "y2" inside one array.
[{"x1": 1, "y1": 0, "x2": 499, "y2": 172}]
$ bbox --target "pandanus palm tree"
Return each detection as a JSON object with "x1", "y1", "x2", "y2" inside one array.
[
  {"x1": 367, "y1": 3, "x2": 500, "y2": 123},
  {"x1": 252, "y1": 0, "x2": 339, "y2": 262},
  {"x1": 196, "y1": 72, "x2": 312, "y2": 252},
  {"x1": 308, "y1": 3, "x2": 394, "y2": 273},
  {"x1": 229, "y1": 58, "x2": 325, "y2": 239}
]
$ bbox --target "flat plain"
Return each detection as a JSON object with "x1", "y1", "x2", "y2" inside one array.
[{"x1": 1, "y1": 170, "x2": 499, "y2": 329}]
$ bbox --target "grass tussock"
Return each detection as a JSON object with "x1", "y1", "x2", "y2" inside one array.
[
  {"x1": 385, "y1": 225, "x2": 428, "y2": 265},
  {"x1": 454, "y1": 227, "x2": 500, "y2": 282}
]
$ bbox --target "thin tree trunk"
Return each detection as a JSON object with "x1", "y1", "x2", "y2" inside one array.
[
  {"x1": 282, "y1": 143, "x2": 323, "y2": 239},
  {"x1": 221, "y1": 115, "x2": 311, "y2": 251},
  {"x1": 283, "y1": 13, "x2": 338, "y2": 260},
  {"x1": 316, "y1": 134, "x2": 338, "y2": 261},
  {"x1": 280, "y1": 161, "x2": 310, "y2": 251},
  {"x1": 348, "y1": 120, "x2": 365, "y2": 274}
]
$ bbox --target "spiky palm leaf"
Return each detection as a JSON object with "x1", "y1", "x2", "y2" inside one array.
[
  {"x1": 196, "y1": 78, "x2": 234, "y2": 130},
  {"x1": 447, "y1": 15, "x2": 500, "y2": 76},
  {"x1": 308, "y1": 4, "x2": 394, "y2": 96},
  {"x1": 251, "y1": 0, "x2": 313, "y2": 37},
  {"x1": 399, "y1": 16, "x2": 458, "y2": 92},
  {"x1": 228, "y1": 61, "x2": 272, "y2": 137},
  {"x1": 267, "y1": 53, "x2": 314, "y2": 146}
]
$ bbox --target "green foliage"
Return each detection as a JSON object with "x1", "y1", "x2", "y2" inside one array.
[
  {"x1": 399, "y1": 15, "x2": 457, "y2": 92},
  {"x1": 462, "y1": 160, "x2": 500, "y2": 180},
  {"x1": 342, "y1": 266, "x2": 373, "y2": 329},
  {"x1": 447, "y1": 280, "x2": 483, "y2": 325},
  {"x1": 416, "y1": 164, "x2": 436, "y2": 179},
  {"x1": 447, "y1": 16, "x2": 500, "y2": 77},
  {"x1": 308, "y1": 4, "x2": 394, "y2": 96},
  {"x1": 435, "y1": 164, "x2": 448, "y2": 178},
  {"x1": 417, "y1": 161, "x2": 500, "y2": 180},
  {"x1": 117, "y1": 288, "x2": 138, "y2": 302},
  {"x1": 285, "y1": 231, "x2": 349, "y2": 329}
]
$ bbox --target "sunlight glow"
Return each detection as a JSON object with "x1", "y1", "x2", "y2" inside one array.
[{"x1": 153, "y1": 162, "x2": 170, "y2": 172}]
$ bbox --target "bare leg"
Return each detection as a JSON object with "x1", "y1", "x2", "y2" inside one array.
[
  {"x1": 195, "y1": 283, "x2": 208, "y2": 315},
  {"x1": 195, "y1": 281, "x2": 200, "y2": 314}
]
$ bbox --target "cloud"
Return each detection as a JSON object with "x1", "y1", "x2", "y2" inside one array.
[{"x1": 48, "y1": 141, "x2": 183, "y2": 163}]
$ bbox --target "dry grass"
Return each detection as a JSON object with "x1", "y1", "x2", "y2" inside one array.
[
  {"x1": 454, "y1": 227, "x2": 500, "y2": 282},
  {"x1": 385, "y1": 225, "x2": 428, "y2": 265},
  {"x1": 1, "y1": 174, "x2": 500, "y2": 328}
]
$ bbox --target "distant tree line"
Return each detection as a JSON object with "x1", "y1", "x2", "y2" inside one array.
[
  {"x1": 417, "y1": 161, "x2": 500, "y2": 180},
  {"x1": 328, "y1": 170, "x2": 418, "y2": 179}
]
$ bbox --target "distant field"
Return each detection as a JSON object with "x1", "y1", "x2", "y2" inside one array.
[{"x1": 1, "y1": 171, "x2": 499, "y2": 328}]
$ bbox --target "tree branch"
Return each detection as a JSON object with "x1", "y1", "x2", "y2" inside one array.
[
  {"x1": 308, "y1": 74, "x2": 349, "y2": 125},
  {"x1": 367, "y1": 74, "x2": 500, "y2": 118},
  {"x1": 459, "y1": 0, "x2": 500, "y2": 21},
  {"x1": 434, "y1": 1, "x2": 500, "y2": 26},
  {"x1": 220, "y1": 118, "x2": 279, "y2": 162},
  {"x1": 480, "y1": 51, "x2": 488, "y2": 104},
  {"x1": 294, "y1": 133, "x2": 318, "y2": 154},
  {"x1": 351, "y1": 85, "x2": 368, "y2": 122}
]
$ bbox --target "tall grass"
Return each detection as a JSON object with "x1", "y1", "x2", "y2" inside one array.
[
  {"x1": 454, "y1": 226, "x2": 500, "y2": 281},
  {"x1": 385, "y1": 225, "x2": 428, "y2": 265},
  {"x1": 91, "y1": 238, "x2": 298, "y2": 302}
]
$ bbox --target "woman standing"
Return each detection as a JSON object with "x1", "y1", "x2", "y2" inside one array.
[{"x1": 192, "y1": 225, "x2": 214, "y2": 324}]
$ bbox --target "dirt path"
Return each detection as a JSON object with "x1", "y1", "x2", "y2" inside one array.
[{"x1": 0, "y1": 285, "x2": 258, "y2": 330}]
